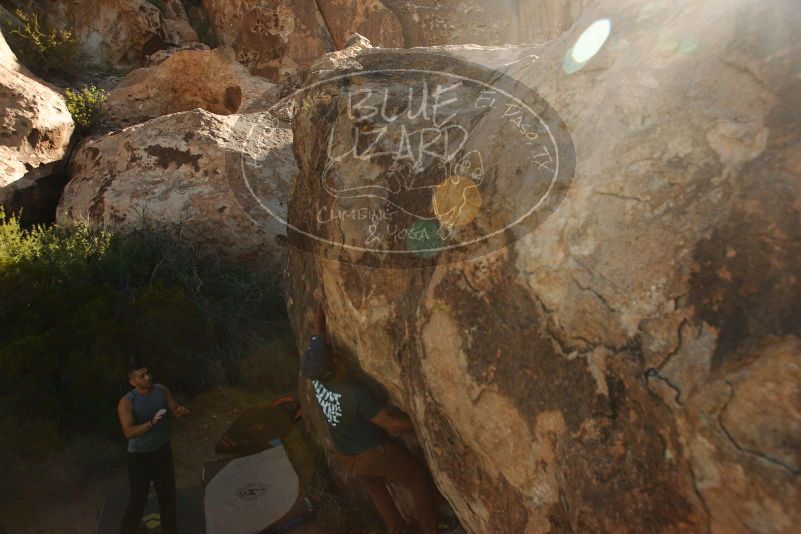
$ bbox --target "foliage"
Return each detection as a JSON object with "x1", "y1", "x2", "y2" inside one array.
[
  {"x1": 2, "y1": 6, "x2": 87, "y2": 81},
  {"x1": 64, "y1": 85, "x2": 109, "y2": 130},
  {"x1": 237, "y1": 331, "x2": 299, "y2": 394},
  {"x1": 0, "y1": 209, "x2": 295, "y2": 450}
]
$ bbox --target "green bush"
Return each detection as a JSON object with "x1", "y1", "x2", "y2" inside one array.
[
  {"x1": 0, "y1": 416, "x2": 60, "y2": 468},
  {"x1": 237, "y1": 331, "x2": 299, "y2": 394},
  {"x1": 64, "y1": 85, "x2": 109, "y2": 130},
  {"x1": 0, "y1": 209, "x2": 293, "y2": 447},
  {"x1": 59, "y1": 434, "x2": 124, "y2": 476},
  {"x1": 2, "y1": 6, "x2": 87, "y2": 80}
]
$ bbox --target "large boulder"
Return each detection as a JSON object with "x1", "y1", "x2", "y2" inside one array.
[
  {"x1": 201, "y1": 0, "x2": 335, "y2": 85},
  {"x1": 285, "y1": 0, "x2": 801, "y2": 533},
  {"x1": 315, "y1": 0, "x2": 404, "y2": 49},
  {"x1": 0, "y1": 28, "x2": 75, "y2": 225},
  {"x1": 107, "y1": 46, "x2": 281, "y2": 126},
  {"x1": 56, "y1": 109, "x2": 296, "y2": 273},
  {"x1": 43, "y1": 0, "x2": 197, "y2": 67}
]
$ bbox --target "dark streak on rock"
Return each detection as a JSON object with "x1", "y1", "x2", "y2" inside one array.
[
  {"x1": 88, "y1": 175, "x2": 114, "y2": 220},
  {"x1": 144, "y1": 145, "x2": 202, "y2": 172},
  {"x1": 688, "y1": 151, "x2": 801, "y2": 368},
  {"x1": 561, "y1": 356, "x2": 703, "y2": 532},
  {"x1": 433, "y1": 262, "x2": 599, "y2": 435},
  {"x1": 418, "y1": 393, "x2": 529, "y2": 531}
]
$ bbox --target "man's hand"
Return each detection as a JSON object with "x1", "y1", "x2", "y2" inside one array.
[
  {"x1": 162, "y1": 384, "x2": 189, "y2": 419},
  {"x1": 151, "y1": 408, "x2": 167, "y2": 425}
]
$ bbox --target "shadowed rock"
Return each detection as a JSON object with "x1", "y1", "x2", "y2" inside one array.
[
  {"x1": 107, "y1": 46, "x2": 281, "y2": 126},
  {"x1": 57, "y1": 109, "x2": 296, "y2": 274},
  {"x1": 201, "y1": 0, "x2": 335, "y2": 85},
  {"x1": 43, "y1": 0, "x2": 197, "y2": 68},
  {"x1": 0, "y1": 28, "x2": 75, "y2": 225},
  {"x1": 315, "y1": 0, "x2": 404, "y2": 50}
]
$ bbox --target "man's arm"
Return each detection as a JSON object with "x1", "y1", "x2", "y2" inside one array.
[
  {"x1": 117, "y1": 397, "x2": 154, "y2": 439},
  {"x1": 370, "y1": 408, "x2": 415, "y2": 435},
  {"x1": 162, "y1": 385, "x2": 189, "y2": 418}
]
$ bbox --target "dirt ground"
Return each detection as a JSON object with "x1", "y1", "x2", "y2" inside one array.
[{"x1": 2, "y1": 388, "x2": 335, "y2": 534}]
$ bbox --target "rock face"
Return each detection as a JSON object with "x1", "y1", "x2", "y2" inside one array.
[
  {"x1": 201, "y1": 0, "x2": 334, "y2": 85},
  {"x1": 517, "y1": 0, "x2": 592, "y2": 43},
  {"x1": 57, "y1": 109, "x2": 296, "y2": 273},
  {"x1": 0, "y1": 29, "x2": 75, "y2": 224},
  {"x1": 160, "y1": 0, "x2": 200, "y2": 45},
  {"x1": 44, "y1": 0, "x2": 197, "y2": 67},
  {"x1": 285, "y1": 0, "x2": 801, "y2": 532},
  {"x1": 381, "y1": 0, "x2": 520, "y2": 46},
  {"x1": 380, "y1": 0, "x2": 587, "y2": 46},
  {"x1": 315, "y1": 0, "x2": 404, "y2": 49},
  {"x1": 107, "y1": 46, "x2": 281, "y2": 126}
]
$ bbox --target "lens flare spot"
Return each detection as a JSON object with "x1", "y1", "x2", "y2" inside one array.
[
  {"x1": 563, "y1": 19, "x2": 611, "y2": 73},
  {"x1": 572, "y1": 19, "x2": 612, "y2": 63},
  {"x1": 676, "y1": 34, "x2": 700, "y2": 53}
]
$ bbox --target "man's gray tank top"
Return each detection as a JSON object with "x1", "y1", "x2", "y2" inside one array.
[{"x1": 126, "y1": 384, "x2": 170, "y2": 453}]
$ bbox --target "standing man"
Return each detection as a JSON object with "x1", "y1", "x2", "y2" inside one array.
[
  {"x1": 117, "y1": 363, "x2": 189, "y2": 534},
  {"x1": 301, "y1": 288, "x2": 439, "y2": 534}
]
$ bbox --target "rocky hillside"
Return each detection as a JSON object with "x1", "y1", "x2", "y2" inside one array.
[{"x1": 2, "y1": 0, "x2": 800, "y2": 532}]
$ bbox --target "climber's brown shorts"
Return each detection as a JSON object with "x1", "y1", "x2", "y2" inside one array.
[
  {"x1": 336, "y1": 440, "x2": 438, "y2": 533},
  {"x1": 336, "y1": 439, "x2": 427, "y2": 487}
]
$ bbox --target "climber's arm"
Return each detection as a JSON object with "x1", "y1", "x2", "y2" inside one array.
[
  {"x1": 313, "y1": 288, "x2": 326, "y2": 343},
  {"x1": 370, "y1": 408, "x2": 415, "y2": 435}
]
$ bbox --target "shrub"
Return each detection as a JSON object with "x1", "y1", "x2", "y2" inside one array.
[
  {"x1": 0, "y1": 416, "x2": 60, "y2": 467},
  {"x1": 64, "y1": 85, "x2": 109, "y2": 130},
  {"x1": 2, "y1": 6, "x2": 87, "y2": 80},
  {"x1": 237, "y1": 331, "x2": 299, "y2": 394},
  {"x1": 58, "y1": 434, "x2": 124, "y2": 477},
  {"x1": 0, "y1": 209, "x2": 292, "y2": 448}
]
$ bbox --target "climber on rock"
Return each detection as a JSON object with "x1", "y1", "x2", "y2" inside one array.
[{"x1": 302, "y1": 287, "x2": 439, "y2": 534}]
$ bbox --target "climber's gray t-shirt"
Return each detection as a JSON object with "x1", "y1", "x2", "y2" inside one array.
[{"x1": 311, "y1": 377, "x2": 386, "y2": 454}]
